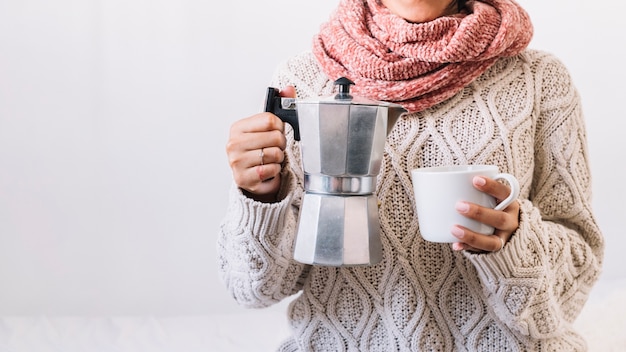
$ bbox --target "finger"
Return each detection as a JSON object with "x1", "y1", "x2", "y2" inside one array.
[
  {"x1": 451, "y1": 225, "x2": 505, "y2": 252},
  {"x1": 455, "y1": 200, "x2": 518, "y2": 233},
  {"x1": 252, "y1": 163, "x2": 281, "y2": 183},
  {"x1": 241, "y1": 146, "x2": 285, "y2": 170},
  {"x1": 230, "y1": 147, "x2": 284, "y2": 186},
  {"x1": 472, "y1": 176, "x2": 513, "y2": 204},
  {"x1": 453, "y1": 241, "x2": 499, "y2": 253},
  {"x1": 452, "y1": 242, "x2": 481, "y2": 252},
  {"x1": 257, "y1": 146, "x2": 285, "y2": 166},
  {"x1": 230, "y1": 112, "x2": 285, "y2": 137},
  {"x1": 244, "y1": 164, "x2": 282, "y2": 191},
  {"x1": 279, "y1": 85, "x2": 297, "y2": 98},
  {"x1": 227, "y1": 129, "x2": 286, "y2": 163}
]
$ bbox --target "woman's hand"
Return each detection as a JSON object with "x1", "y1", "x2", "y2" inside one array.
[
  {"x1": 225, "y1": 86, "x2": 296, "y2": 203},
  {"x1": 451, "y1": 175, "x2": 520, "y2": 252}
]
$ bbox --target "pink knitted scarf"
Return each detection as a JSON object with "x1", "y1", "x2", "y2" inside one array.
[{"x1": 312, "y1": 0, "x2": 533, "y2": 113}]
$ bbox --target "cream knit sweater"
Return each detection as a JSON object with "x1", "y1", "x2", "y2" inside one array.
[{"x1": 217, "y1": 49, "x2": 604, "y2": 351}]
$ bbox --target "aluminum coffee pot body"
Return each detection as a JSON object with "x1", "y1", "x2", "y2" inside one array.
[{"x1": 265, "y1": 78, "x2": 406, "y2": 266}]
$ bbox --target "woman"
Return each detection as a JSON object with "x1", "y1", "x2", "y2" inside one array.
[{"x1": 218, "y1": 0, "x2": 604, "y2": 350}]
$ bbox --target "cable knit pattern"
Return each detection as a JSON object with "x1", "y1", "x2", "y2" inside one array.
[{"x1": 217, "y1": 49, "x2": 603, "y2": 351}]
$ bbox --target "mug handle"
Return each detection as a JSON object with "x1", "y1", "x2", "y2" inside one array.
[{"x1": 492, "y1": 173, "x2": 520, "y2": 211}]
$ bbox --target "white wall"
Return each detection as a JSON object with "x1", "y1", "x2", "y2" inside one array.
[{"x1": 0, "y1": 0, "x2": 623, "y2": 316}]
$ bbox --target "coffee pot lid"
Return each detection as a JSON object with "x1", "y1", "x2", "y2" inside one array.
[{"x1": 296, "y1": 77, "x2": 405, "y2": 109}]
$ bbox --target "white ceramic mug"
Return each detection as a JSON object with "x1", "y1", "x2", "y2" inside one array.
[{"x1": 411, "y1": 165, "x2": 520, "y2": 243}]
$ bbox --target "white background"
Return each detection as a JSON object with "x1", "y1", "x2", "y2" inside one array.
[{"x1": 0, "y1": 0, "x2": 624, "y2": 317}]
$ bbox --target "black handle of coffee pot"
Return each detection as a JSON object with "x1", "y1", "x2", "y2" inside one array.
[{"x1": 264, "y1": 87, "x2": 300, "y2": 141}]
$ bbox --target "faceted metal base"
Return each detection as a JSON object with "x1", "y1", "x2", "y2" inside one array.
[{"x1": 293, "y1": 193, "x2": 382, "y2": 266}]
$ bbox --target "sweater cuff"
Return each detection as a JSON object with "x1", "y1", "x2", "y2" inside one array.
[
  {"x1": 228, "y1": 183, "x2": 293, "y2": 235},
  {"x1": 227, "y1": 169, "x2": 298, "y2": 236}
]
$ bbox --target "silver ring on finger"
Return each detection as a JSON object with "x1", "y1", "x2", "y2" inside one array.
[{"x1": 260, "y1": 148, "x2": 264, "y2": 166}]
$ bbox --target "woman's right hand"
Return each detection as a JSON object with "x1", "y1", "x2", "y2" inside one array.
[{"x1": 225, "y1": 86, "x2": 296, "y2": 203}]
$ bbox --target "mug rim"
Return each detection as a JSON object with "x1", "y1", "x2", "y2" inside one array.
[{"x1": 411, "y1": 164, "x2": 498, "y2": 174}]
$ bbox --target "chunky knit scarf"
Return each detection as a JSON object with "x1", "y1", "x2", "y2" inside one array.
[{"x1": 312, "y1": 0, "x2": 533, "y2": 112}]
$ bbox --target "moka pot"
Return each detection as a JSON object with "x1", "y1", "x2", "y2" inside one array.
[{"x1": 265, "y1": 77, "x2": 407, "y2": 266}]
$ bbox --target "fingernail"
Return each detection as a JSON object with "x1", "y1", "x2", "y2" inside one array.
[
  {"x1": 451, "y1": 226, "x2": 465, "y2": 239},
  {"x1": 455, "y1": 201, "x2": 469, "y2": 213},
  {"x1": 473, "y1": 176, "x2": 486, "y2": 186}
]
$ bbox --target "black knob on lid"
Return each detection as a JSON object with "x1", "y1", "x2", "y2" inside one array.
[{"x1": 334, "y1": 77, "x2": 354, "y2": 100}]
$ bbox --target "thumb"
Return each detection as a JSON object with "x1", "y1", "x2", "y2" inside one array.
[{"x1": 279, "y1": 85, "x2": 296, "y2": 98}]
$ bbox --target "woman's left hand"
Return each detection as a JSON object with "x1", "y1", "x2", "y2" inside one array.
[{"x1": 451, "y1": 176, "x2": 520, "y2": 252}]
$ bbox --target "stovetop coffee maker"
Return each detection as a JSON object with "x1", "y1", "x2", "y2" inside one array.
[{"x1": 265, "y1": 77, "x2": 406, "y2": 266}]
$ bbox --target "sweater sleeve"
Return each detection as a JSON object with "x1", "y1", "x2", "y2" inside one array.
[
  {"x1": 464, "y1": 52, "x2": 604, "y2": 338},
  {"x1": 217, "y1": 161, "x2": 309, "y2": 308}
]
